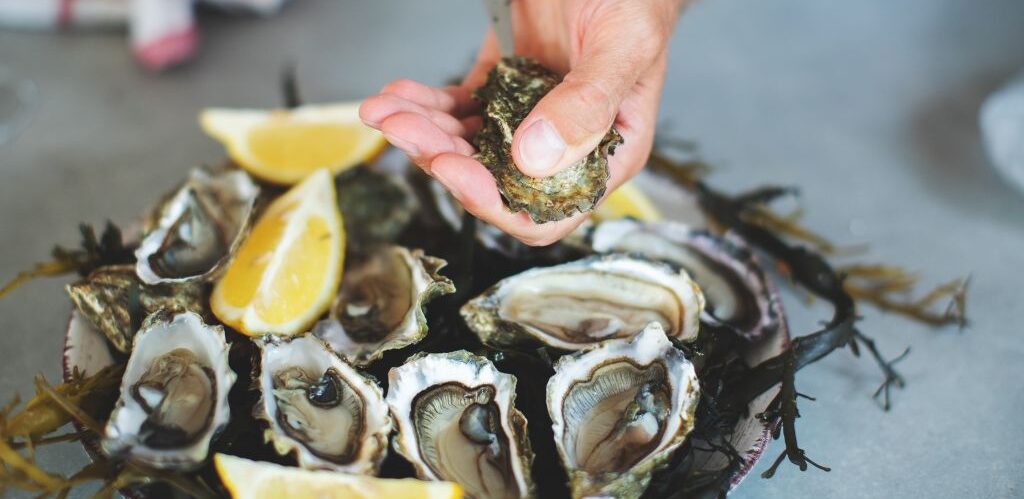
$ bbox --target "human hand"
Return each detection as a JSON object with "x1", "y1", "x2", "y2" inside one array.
[{"x1": 360, "y1": 0, "x2": 684, "y2": 245}]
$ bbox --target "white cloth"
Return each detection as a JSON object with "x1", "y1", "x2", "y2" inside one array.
[{"x1": 981, "y1": 70, "x2": 1024, "y2": 195}]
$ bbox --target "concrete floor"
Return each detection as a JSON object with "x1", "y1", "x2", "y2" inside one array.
[{"x1": 1, "y1": 0, "x2": 1023, "y2": 497}]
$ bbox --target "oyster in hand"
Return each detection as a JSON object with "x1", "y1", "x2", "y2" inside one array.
[{"x1": 474, "y1": 57, "x2": 623, "y2": 223}]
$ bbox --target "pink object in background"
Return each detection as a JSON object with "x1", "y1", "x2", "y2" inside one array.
[
  {"x1": 130, "y1": 0, "x2": 197, "y2": 71},
  {"x1": 0, "y1": 0, "x2": 290, "y2": 71}
]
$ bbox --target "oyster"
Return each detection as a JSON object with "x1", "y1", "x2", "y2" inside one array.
[
  {"x1": 103, "y1": 311, "x2": 235, "y2": 469},
  {"x1": 313, "y1": 245, "x2": 454, "y2": 366},
  {"x1": 135, "y1": 168, "x2": 259, "y2": 284},
  {"x1": 547, "y1": 322, "x2": 699, "y2": 499},
  {"x1": 588, "y1": 219, "x2": 782, "y2": 340},
  {"x1": 474, "y1": 57, "x2": 623, "y2": 223},
  {"x1": 66, "y1": 264, "x2": 206, "y2": 353},
  {"x1": 335, "y1": 166, "x2": 419, "y2": 249},
  {"x1": 255, "y1": 334, "x2": 392, "y2": 473},
  {"x1": 387, "y1": 351, "x2": 534, "y2": 499},
  {"x1": 461, "y1": 254, "x2": 704, "y2": 351}
]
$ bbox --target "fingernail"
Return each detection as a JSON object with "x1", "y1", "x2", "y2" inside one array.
[
  {"x1": 384, "y1": 132, "x2": 419, "y2": 157},
  {"x1": 518, "y1": 120, "x2": 565, "y2": 176},
  {"x1": 431, "y1": 166, "x2": 464, "y2": 201}
]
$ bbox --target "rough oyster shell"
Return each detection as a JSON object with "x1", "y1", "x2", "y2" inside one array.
[
  {"x1": 335, "y1": 166, "x2": 419, "y2": 249},
  {"x1": 547, "y1": 322, "x2": 700, "y2": 499},
  {"x1": 313, "y1": 245, "x2": 454, "y2": 366},
  {"x1": 135, "y1": 168, "x2": 259, "y2": 284},
  {"x1": 461, "y1": 254, "x2": 705, "y2": 351},
  {"x1": 474, "y1": 57, "x2": 623, "y2": 223},
  {"x1": 386, "y1": 351, "x2": 535, "y2": 499},
  {"x1": 102, "y1": 311, "x2": 235, "y2": 470},
  {"x1": 588, "y1": 219, "x2": 782, "y2": 340},
  {"x1": 255, "y1": 334, "x2": 392, "y2": 473},
  {"x1": 66, "y1": 264, "x2": 206, "y2": 353}
]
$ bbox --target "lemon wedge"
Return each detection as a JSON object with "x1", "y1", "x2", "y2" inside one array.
[
  {"x1": 211, "y1": 169, "x2": 344, "y2": 336},
  {"x1": 594, "y1": 180, "x2": 662, "y2": 222},
  {"x1": 214, "y1": 454, "x2": 462, "y2": 499},
  {"x1": 200, "y1": 102, "x2": 386, "y2": 185}
]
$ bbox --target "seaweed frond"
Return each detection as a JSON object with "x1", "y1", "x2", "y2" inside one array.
[
  {"x1": 840, "y1": 264, "x2": 968, "y2": 327},
  {"x1": 0, "y1": 222, "x2": 134, "y2": 299}
]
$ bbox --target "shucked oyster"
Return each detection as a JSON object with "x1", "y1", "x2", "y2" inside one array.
[
  {"x1": 103, "y1": 311, "x2": 235, "y2": 470},
  {"x1": 313, "y1": 245, "x2": 454, "y2": 366},
  {"x1": 474, "y1": 57, "x2": 623, "y2": 223},
  {"x1": 135, "y1": 168, "x2": 259, "y2": 284},
  {"x1": 66, "y1": 264, "x2": 206, "y2": 353},
  {"x1": 387, "y1": 351, "x2": 534, "y2": 499},
  {"x1": 255, "y1": 334, "x2": 392, "y2": 473},
  {"x1": 461, "y1": 254, "x2": 705, "y2": 351},
  {"x1": 547, "y1": 323, "x2": 700, "y2": 499},
  {"x1": 588, "y1": 219, "x2": 782, "y2": 340}
]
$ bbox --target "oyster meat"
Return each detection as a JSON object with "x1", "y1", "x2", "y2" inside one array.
[
  {"x1": 474, "y1": 57, "x2": 623, "y2": 223},
  {"x1": 103, "y1": 311, "x2": 235, "y2": 469},
  {"x1": 547, "y1": 322, "x2": 699, "y2": 499},
  {"x1": 255, "y1": 334, "x2": 392, "y2": 473},
  {"x1": 387, "y1": 351, "x2": 534, "y2": 499},
  {"x1": 135, "y1": 168, "x2": 259, "y2": 284},
  {"x1": 66, "y1": 264, "x2": 206, "y2": 353},
  {"x1": 314, "y1": 245, "x2": 454, "y2": 366},
  {"x1": 588, "y1": 219, "x2": 782, "y2": 340},
  {"x1": 461, "y1": 254, "x2": 704, "y2": 350}
]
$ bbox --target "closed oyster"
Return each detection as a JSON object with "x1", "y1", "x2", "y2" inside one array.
[
  {"x1": 255, "y1": 334, "x2": 391, "y2": 473},
  {"x1": 335, "y1": 166, "x2": 419, "y2": 249},
  {"x1": 103, "y1": 311, "x2": 235, "y2": 469},
  {"x1": 387, "y1": 351, "x2": 534, "y2": 499},
  {"x1": 313, "y1": 246, "x2": 454, "y2": 366},
  {"x1": 588, "y1": 219, "x2": 782, "y2": 340},
  {"x1": 547, "y1": 323, "x2": 699, "y2": 499},
  {"x1": 135, "y1": 168, "x2": 259, "y2": 284},
  {"x1": 461, "y1": 254, "x2": 704, "y2": 351},
  {"x1": 474, "y1": 57, "x2": 623, "y2": 223},
  {"x1": 66, "y1": 265, "x2": 205, "y2": 353}
]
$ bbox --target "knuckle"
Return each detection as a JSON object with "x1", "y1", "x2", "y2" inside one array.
[
  {"x1": 563, "y1": 79, "x2": 617, "y2": 134},
  {"x1": 381, "y1": 79, "x2": 420, "y2": 97}
]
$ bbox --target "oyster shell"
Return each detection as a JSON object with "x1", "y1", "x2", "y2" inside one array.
[
  {"x1": 461, "y1": 254, "x2": 704, "y2": 351},
  {"x1": 547, "y1": 322, "x2": 699, "y2": 499},
  {"x1": 335, "y1": 166, "x2": 418, "y2": 249},
  {"x1": 588, "y1": 219, "x2": 782, "y2": 340},
  {"x1": 386, "y1": 351, "x2": 534, "y2": 499},
  {"x1": 255, "y1": 334, "x2": 392, "y2": 473},
  {"x1": 135, "y1": 168, "x2": 259, "y2": 284},
  {"x1": 66, "y1": 265, "x2": 206, "y2": 353},
  {"x1": 474, "y1": 57, "x2": 623, "y2": 223},
  {"x1": 102, "y1": 311, "x2": 235, "y2": 469},
  {"x1": 313, "y1": 245, "x2": 454, "y2": 366}
]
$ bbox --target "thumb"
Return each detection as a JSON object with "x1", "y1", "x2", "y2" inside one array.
[{"x1": 512, "y1": 28, "x2": 659, "y2": 177}]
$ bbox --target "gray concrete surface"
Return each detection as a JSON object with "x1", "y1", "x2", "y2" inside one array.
[{"x1": 1, "y1": 0, "x2": 1022, "y2": 497}]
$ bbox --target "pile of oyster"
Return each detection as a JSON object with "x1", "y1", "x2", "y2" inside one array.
[{"x1": 61, "y1": 150, "x2": 788, "y2": 499}]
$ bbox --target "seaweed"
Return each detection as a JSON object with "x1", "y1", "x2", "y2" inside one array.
[
  {"x1": 644, "y1": 153, "x2": 966, "y2": 498},
  {"x1": 0, "y1": 222, "x2": 135, "y2": 299},
  {"x1": 0, "y1": 366, "x2": 218, "y2": 498}
]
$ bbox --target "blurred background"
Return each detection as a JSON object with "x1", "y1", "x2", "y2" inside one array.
[{"x1": 1, "y1": 0, "x2": 1023, "y2": 497}]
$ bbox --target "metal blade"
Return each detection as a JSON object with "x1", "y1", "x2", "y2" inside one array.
[{"x1": 482, "y1": 0, "x2": 515, "y2": 56}]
